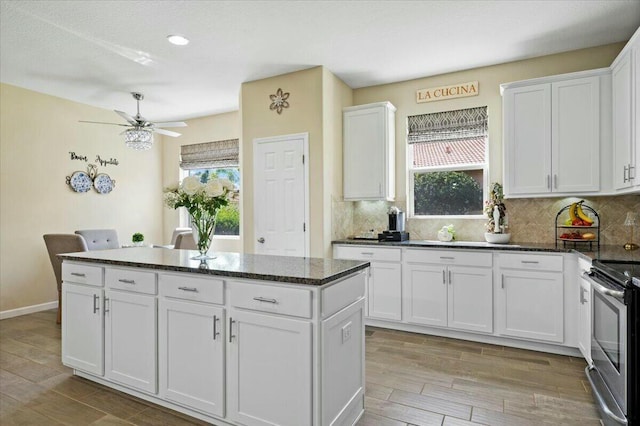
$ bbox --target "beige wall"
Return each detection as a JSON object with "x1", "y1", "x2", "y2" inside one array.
[
  {"x1": 0, "y1": 84, "x2": 163, "y2": 313},
  {"x1": 160, "y1": 111, "x2": 241, "y2": 252},
  {"x1": 241, "y1": 67, "x2": 325, "y2": 256},
  {"x1": 322, "y1": 68, "x2": 353, "y2": 256},
  {"x1": 347, "y1": 42, "x2": 627, "y2": 239}
]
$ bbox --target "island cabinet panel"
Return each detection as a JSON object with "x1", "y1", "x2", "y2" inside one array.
[
  {"x1": 321, "y1": 299, "x2": 365, "y2": 426},
  {"x1": 104, "y1": 290, "x2": 157, "y2": 394},
  {"x1": 227, "y1": 309, "x2": 312, "y2": 426},
  {"x1": 159, "y1": 299, "x2": 225, "y2": 417},
  {"x1": 62, "y1": 282, "x2": 104, "y2": 376}
]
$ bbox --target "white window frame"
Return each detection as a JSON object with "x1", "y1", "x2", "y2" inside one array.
[{"x1": 407, "y1": 146, "x2": 488, "y2": 219}]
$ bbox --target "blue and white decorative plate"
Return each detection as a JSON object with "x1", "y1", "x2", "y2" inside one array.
[
  {"x1": 67, "y1": 171, "x2": 92, "y2": 193},
  {"x1": 93, "y1": 173, "x2": 115, "y2": 194}
]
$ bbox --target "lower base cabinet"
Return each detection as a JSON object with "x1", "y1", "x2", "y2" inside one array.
[
  {"x1": 62, "y1": 282, "x2": 104, "y2": 376},
  {"x1": 105, "y1": 290, "x2": 157, "y2": 394},
  {"x1": 368, "y1": 262, "x2": 402, "y2": 321},
  {"x1": 497, "y1": 269, "x2": 564, "y2": 343},
  {"x1": 227, "y1": 309, "x2": 312, "y2": 426},
  {"x1": 159, "y1": 299, "x2": 225, "y2": 417}
]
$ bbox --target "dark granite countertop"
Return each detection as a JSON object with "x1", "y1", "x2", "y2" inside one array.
[
  {"x1": 60, "y1": 248, "x2": 370, "y2": 286},
  {"x1": 332, "y1": 239, "x2": 640, "y2": 263}
]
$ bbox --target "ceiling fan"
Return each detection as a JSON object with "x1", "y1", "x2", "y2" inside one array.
[{"x1": 80, "y1": 92, "x2": 187, "y2": 149}]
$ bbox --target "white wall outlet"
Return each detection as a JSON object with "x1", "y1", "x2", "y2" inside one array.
[{"x1": 341, "y1": 321, "x2": 352, "y2": 343}]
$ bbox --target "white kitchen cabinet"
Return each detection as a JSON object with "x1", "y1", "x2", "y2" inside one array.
[
  {"x1": 159, "y1": 299, "x2": 225, "y2": 417},
  {"x1": 333, "y1": 245, "x2": 402, "y2": 321},
  {"x1": 403, "y1": 250, "x2": 493, "y2": 333},
  {"x1": 578, "y1": 275, "x2": 592, "y2": 364},
  {"x1": 227, "y1": 309, "x2": 312, "y2": 426},
  {"x1": 104, "y1": 290, "x2": 157, "y2": 394},
  {"x1": 343, "y1": 102, "x2": 396, "y2": 201},
  {"x1": 577, "y1": 256, "x2": 593, "y2": 365},
  {"x1": 497, "y1": 252, "x2": 564, "y2": 343},
  {"x1": 62, "y1": 282, "x2": 104, "y2": 376},
  {"x1": 612, "y1": 28, "x2": 640, "y2": 192},
  {"x1": 502, "y1": 71, "x2": 605, "y2": 197}
]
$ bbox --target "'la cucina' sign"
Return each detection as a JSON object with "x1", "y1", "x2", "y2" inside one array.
[{"x1": 416, "y1": 81, "x2": 479, "y2": 103}]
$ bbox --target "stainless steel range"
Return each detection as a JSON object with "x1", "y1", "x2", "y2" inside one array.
[{"x1": 584, "y1": 260, "x2": 639, "y2": 426}]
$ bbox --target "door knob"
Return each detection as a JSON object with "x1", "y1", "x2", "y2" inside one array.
[{"x1": 257, "y1": 237, "x2": 265, "y2": 244}]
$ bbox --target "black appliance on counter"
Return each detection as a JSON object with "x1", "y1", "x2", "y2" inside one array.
[
  {"x1": 381, "y1": 208, "x2": 409, "y2": 241},
  {"x1": 584, "y1": 260, "x2": 639, "y2": 426}
]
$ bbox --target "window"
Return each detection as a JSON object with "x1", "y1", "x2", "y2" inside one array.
[
  {"x1": 408, "y1": 107, "x2": 488, "y2": 217},
  {"x1": 180, "y1": 139, "x2": 240, "y2": 236}
]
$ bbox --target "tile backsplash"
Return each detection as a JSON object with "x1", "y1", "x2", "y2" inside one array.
[{"x1": 333, "y1": 194, "x2": 640, "y2": 246}]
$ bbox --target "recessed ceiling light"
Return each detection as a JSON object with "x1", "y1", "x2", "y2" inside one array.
[{"x1": 167, "y1": 35, "x2": 189, "y2": 46}]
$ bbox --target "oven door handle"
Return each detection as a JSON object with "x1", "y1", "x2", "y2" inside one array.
[
  {"x1": 585, "y1": 366, "x2": 628, "y2": 425},
  {"x1": 583, "y1": 272, "x2": 626, "y2": 300}
]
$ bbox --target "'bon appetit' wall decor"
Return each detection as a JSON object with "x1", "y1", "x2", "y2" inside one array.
[{"x1": 66, "y1": 151, "x2": 117, "y2": 194}]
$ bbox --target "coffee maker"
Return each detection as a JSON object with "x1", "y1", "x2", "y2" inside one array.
[{"x1": 378, "y1": 207, "x2": 410, "y2": 241}]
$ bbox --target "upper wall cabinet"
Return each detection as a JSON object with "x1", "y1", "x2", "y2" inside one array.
[
  {"x1": 502, "y1": 69, "x2": 609, "y2": 198},
  {"x1": 343, "y1": 102, "x2": 396, "y2": 201},
  {"x1": 612, "y1": 27, "x2": 640, "y2": 192}
]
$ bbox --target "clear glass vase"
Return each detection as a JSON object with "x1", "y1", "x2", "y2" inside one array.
[{"x1": 190, "y1": 213, "x2": 217, "y2": 260}]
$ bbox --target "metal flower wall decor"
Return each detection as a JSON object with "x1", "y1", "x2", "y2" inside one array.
[{"x1": 269, "y1": 88, "x2": 290, "y2": 114}]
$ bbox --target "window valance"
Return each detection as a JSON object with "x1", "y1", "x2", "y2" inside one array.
[
  {"x1": 180, "y1": 139, "x2": 239, "y2": 170},
  {"x1": 408, "y1": 106, "x2": 488, "y2": 144}
]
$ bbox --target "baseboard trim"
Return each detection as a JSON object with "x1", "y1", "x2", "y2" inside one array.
[{"x1": 0, "y1": 301, "x2": 58, "y2": 320}]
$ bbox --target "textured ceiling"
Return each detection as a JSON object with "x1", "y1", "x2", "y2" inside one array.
[{"x1": 1, "y1": 0, "x2": 639, "y2": 121}]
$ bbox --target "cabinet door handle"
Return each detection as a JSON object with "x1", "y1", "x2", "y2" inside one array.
[
  {"x1": 71, "y1": 272, "x2": 86, "y2": 277},
  {"x1": 580, "y1": 287, "x2": 585, "y2": 304},
  {"x1": 178, "y1": 286, "x2": 198, "y2": 292},
  {"x1": 213, "y1": 315, "x2": 219, "y2": 340},
  {"x1": 553, "y1": 174, "x2": 558, "y2": 189},
  {"x1": 624, "y1": 165, "x2": 629, "y2": 183},
  {"x1": 253, "y1": 297, "x2": 278, "y2": 304},
  {"x1": 547, "y1": 174, "x2": 551, "y2": 189},
  {"x1": 379, "y1": 183, "x2": 382, "y2": 196},
  {"x1": 439, "y1": 256, "x2": 455, "y2": 260},
  {"x1": 118, "y1": 279, "x2": 135, "y2": 284},
  {"x1": 629, "y1": 164, "x2": 636, "y2": 180},
  {"x1": 521, "y1": 260, "x2": 539, "y2": 264},
  {"x1": 93, "y1": 294, "x2": 100, "y2": 314},
  {"x1": 442, "y1": 270, "x2": 446, "y2": 285},
  {"x1": 501, "y1": 274, "x2": 505, "y2": 289},
  {"x1": 448, "y1": 270, "x2": 452, "y2": 285},
  {"x1": 104, "y1": 297, "x2": 109, "y2": 314},
  {"x1": 229, "y1": 317, "x2": 236, "y2": 343},
  {"x1": 360, "y1": 252, "x2": 374, "y2": 256}
]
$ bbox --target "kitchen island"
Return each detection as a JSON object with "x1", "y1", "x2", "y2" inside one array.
[{"x1": 59, "y1": 248, "x2": 369, "y2": 426}]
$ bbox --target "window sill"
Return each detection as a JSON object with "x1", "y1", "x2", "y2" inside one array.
[
  {"x1": 409, "y1": 214, "x2": 486, "y2": 220},
  {"x1": 213, "y1": 235, "x2": 240, "y2": 240}
]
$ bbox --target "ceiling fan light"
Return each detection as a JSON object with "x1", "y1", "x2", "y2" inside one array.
[
  {"x1": 124, "y1": 128, "x2": 153, "y2": 150},
  {"x1": 167, "y1": 34, "x2": 189, "y2": 46}
]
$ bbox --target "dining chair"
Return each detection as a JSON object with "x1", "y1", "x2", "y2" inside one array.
[
  {"x1": 43, "y1": 234, "x2": 89, "y2": 324},
  {"x1": 170, "y1": 227, "x2": 193, "y2": 246},
  {"x1": 74, "y1": 229, "x2": 120, "y2": 250},
  {"x1": 174, "y1": 232, "x2": 197, "y2": 250}
]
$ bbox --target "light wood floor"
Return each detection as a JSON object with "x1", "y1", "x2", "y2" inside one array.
[{"x1": 0, "y1": 310, "x2": 600, "y2": 425}]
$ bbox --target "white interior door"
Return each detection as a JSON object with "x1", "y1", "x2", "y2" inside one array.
[{"x1": 253, "y1": 133, "x2": 309, "y2": 257}]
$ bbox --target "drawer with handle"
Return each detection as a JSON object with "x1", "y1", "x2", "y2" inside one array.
[
  {"x1": 105, "y1": 267, "x2": 157, "y2": 294},
  {"x1": 159, "y1": 273, "x2": 224, "y2": 304},
  {"x1": 404, "y1": 249, "x2": 492, "y2": 267},
  {"x1": 333, "y1": 245, "x2": 401, "y2": 262},
  {"x1": 498, "y1": 253, "x2": 563, "y2": 272},
  {"x1": 62, "y1": 263, "x2": 104, "y2": 287},
  {"x1": 230, "y1": 281, "x2": 312, "y2": 318}
]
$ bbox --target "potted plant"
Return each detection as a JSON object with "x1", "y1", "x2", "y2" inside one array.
[
  {"x1": 132, "y1": 232, "x2": 145, "y2": 247},
  {"x1": 484, "y1": 182, "x2": 510, "y2": 243}
]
